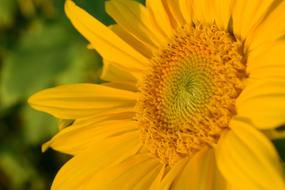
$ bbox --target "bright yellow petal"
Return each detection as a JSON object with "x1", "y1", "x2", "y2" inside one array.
[
  {"x1": 152, "y1": 159, "x2": 188, "y2": 190},
  {"x1": 51, "y1": 130, "x2": 141, "y2": 190},
  {"x1": 65, "y1": 0, "x2": 149, "y2": 74},
  {"x1": 148, "y1": 165, "x2": 166, "y2": 190},
  {"x1": 109, "y1": 25, "x2": 154, "y2": 58},
  {"x1": 247, "y1": 67, "x2": 285, "y2": 80},
  {"x1": 101, "y1": 59, "x2": 138, "y2": 83},
  {"x1": 106, "y1": 0, "x2": 165, "y2": 49},
  {"x1": 192, "y1": 0, "x2": 215, "y2": 24},
  {"x1": 162, "y1": 0, "x2": 185, "y2": 27},
  {"x1": 134, "y1": 164, "x2": 162, "y2": 190},
  {"x1": 173, "y1": 148, "x2": 227, "y2": 190},
  {"x1": 102, "y1": 82, "x2": 138, "y2": 92},
  {"x1": 212, "y1": 163, "x2": 228, "y2": 190},
  {"x1": 146, "y1": 0, "x2": 173, "y2": 38},
  {"x1": 28, "y1": 84, "x2": 137, "y2": 119},
  {"x1": 232, "y1": 0, "x2": 274, "y2": 41},
  {"x1": 213, "y1": 0, "x2": 233, "y2": 29},
  {"x1": 100, "y1": 59, "x2": 138, "y2": 91},
  {"x1": 44, "y1": 119, "x2": 137, "y2": 155},
  {"x1": 246, "y1": 1, "x2": 285, "y2": 50},
  {"x1": 216, "y1": 119, "x2": 285, "y2": 190},
  {"x1": 178, "y1": 0, "x2": 192, "y2": 24},
  {"x1": 236, "y1": 79, "x2": 285, "y2": 129},
  {"x1": 84, "y1": 153, "x2": 162, "y2": 190},
  {"x1": 247, "y1": 40, "x2": 285, "y2": 77}
]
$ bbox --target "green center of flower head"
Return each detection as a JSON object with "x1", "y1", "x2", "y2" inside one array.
[{"x1": 137, "y1": 24, "x2": 247, "y2": 166}]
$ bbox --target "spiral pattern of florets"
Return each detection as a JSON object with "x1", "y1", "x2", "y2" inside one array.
[{"x1": 137, "y1": 24, "x2": 246, "y2": 165}]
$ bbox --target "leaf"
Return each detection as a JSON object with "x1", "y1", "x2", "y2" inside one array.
[
  {"x1": 21, "y1": 105, "x2": 58, "y2": 145},
  {"x1": 1, "y1": 20, "x2": 75, "y2": 107},
  {"x1": 55, "y1": 42, "x2": 102, "y2": 84},
  {"x1": 0, "y1": 0, "x2": 17, "y2": 27},
  {"x1": 0, "y1": 150, "x2": 35, "y2": 189}
]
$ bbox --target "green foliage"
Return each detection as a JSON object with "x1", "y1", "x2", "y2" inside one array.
[
  {"x1": 0, "y1": 0, "x2": 17, "y2": 27},
  {"x1": 2, "y1": 21, "x2": 72, "y2": 106},
  {"x1": 21, "y1": 106, "x2": 57, "y2": 145}
]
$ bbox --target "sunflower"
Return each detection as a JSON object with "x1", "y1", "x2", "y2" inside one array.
[{"x1": 29, "y1": 0, "x2": 285, "y2": 189}]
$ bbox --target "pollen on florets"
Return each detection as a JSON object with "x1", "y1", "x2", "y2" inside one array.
[{"x1": 136, "y1": 23, "x2": 246, "y2": 166}]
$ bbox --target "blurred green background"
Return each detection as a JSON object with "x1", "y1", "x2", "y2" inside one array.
[{"x1": 0, "y1": 0, "x2": 284, "y2": 189}]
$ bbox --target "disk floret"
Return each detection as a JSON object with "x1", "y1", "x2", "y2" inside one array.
[{"x1": 137, "y1": 24, "x2": 246, "y2": 165}]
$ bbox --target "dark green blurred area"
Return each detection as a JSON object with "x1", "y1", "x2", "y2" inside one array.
[{"x1": 0, "y1": 0, "x2": 284, "y2": 189}]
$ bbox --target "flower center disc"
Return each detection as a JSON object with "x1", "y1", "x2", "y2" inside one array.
[{"x1": 137, "y1": 24, "x2": 246, "y2": 165}]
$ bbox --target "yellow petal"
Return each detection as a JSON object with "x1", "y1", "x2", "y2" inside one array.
[
  {"x1": 84, "y1": 154, "x2": 162, "y2": 190},
  {"x1": 263, "y1": 128, "x2": 285, "y2": 140},
  {"x1": 247, "y1": 40, "x2": 285, "y2": 77},
  {"x1": 106, "y1": 0, "x2": 165, "y2": 49},
  {"x1": 146, "y1": 0, "x2": 173, "y2": 38},
  {"x1": 151, "y1": 159, "x2": 188, "y2": 190},
  {"x1": 44, "y1": 119, "x2": 138, "y2": 155},
  {"x1": 232, "y1": 0, "x2": 274, "y2": 41},
  {"x1": 109, "y1": 25, "x2": 154, "y2": 58},
  {"x1": 216, "y1": 119, "x2": 285, "y2": 190},
  {"x1": 100, "y1": 59, "x2": 138, "y2": 91},
  {"x1": 246, "y1": 1, "x2": 285, "y2": 50},
  {"x1": 134, "y1": 164, "x2": 162, "y2": 190},
  {"x1": 51, "y1": 130, "x2": 141, "y2": 190},
  {"x1": 178, "y1": 0, "x2": 192, "y2": 24},
  {"x1": 248, "y1": 67, "x2": 285, "y2": 80},
  {"x1": 149, "y1": 166, "x2": 166, "y2": 190},
  {"x1": 101, "y1": 59, "x2": 138, "y2": 83},
  {"x1": 236, "y1": 79, "x2": 285, "y2": 129},
  {"x1": 162, "y1": 0, "x2": 185, "y2": 27},
  {"x1": 65, "y1": 0, "x2": 149, "y2": 73},
  {"x1": 192, "y1": 0, "x2": 215, "y2": 24},
  {"x1": 28, "y1": 84, "x2": 137, "y2": 119},
  {"x1": 57, "y1": 119, "x2": 74, "y2": 130},
  {"x1": 102, "y1": 82, "x2": 138, "y2": 92},
  {"x1": 173, "y1": 148, "x2": 227, "y2": 190},
  {"x1": 213, "y1": 0, "x2": 234, "y2": 30}
]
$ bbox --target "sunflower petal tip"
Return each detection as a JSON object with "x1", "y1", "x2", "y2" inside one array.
[
  {"x1": 42, "y1": 140, "x2": 52, "y2": 153},
  {"x1": 28, "y1": 89, "x2": 46, "y2": 106},
  {"x1": 27, "y1": 95, "x2": 33, "y2": 106},
  {"x1": 27, "y1": 92, "x2": 39, "y2": 108},
  {"x1": 64, "y1": 0, "x2": 75, "y2": 19},
  {"x1": 28, "y1": 88, "x2": 54, "y2": 114},
  {"x1": 87, "y1": 43, "x2": 93, "y2": 49}
]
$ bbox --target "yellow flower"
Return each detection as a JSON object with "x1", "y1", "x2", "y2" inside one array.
[{"x1": 29, "y1": 0, "x2": 285, "y2": 189}]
